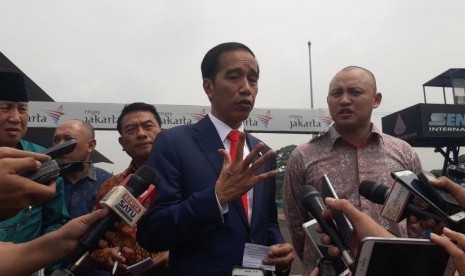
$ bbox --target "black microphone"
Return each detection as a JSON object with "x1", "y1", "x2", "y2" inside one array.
[
  {"x1": 64, "y1": 165, "x2": 157, "y2": 273},
  {"x1": 300, "y1": 185, "x2": 354, "y2": 270},
  {"x1": 359, "y1": 180, "x2": 444, "y2": 222}
]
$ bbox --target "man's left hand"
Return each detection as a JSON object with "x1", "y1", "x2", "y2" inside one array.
[{"x1": 262, "y1": 243, "x2": 294, "y2": 274}]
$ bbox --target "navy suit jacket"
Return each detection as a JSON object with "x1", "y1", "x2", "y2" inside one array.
[{"x1": 137, "y1": 116, "x2": 284, "y2": 275}]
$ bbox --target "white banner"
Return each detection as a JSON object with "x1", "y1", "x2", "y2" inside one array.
[{"x1": 28, "y1": 102, "x2": 332, "y2": 134}]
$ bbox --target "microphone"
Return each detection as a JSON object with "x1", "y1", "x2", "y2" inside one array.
[
  {"x1": 300, "y1": 185, "x2": 354, "y2": 270},
  {"x1": 359, "y1": 180, "x2": 444, "y2": 222},
  {"x1": 63, "y1": 165, "x2": 157, "y2": 273}
]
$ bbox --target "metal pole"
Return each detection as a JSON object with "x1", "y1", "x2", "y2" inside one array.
[{"x1": 308, "y1": 41, "x2": 314, "y2": 109}]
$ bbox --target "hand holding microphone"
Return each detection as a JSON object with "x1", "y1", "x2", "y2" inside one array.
[
  {"x1": 0, "y1": 147, "x2": 57, "y2": 220},
  {"x1": 57, "y1": 165, "x2": 158, "y2": 274},
  {"x1": 299, "y1": 185, "x2": 354, "y2": 270},
  {"x1": 318, "y1": 197, "x2": 394, "y2": 259}
]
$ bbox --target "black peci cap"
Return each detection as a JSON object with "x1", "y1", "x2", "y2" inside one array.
[{"x1": 0, "y1": 72, "x2": 28, "y2": 102}]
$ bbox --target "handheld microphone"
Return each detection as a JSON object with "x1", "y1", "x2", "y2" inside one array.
[
  {"x1": 63, "y1": 165, "x2": 157, "y2": 273},
  {"x1": 299, "y1": 185, "x2": 354, "y2": 270},
  {"x1": 107, "y1": 174, "x2": 156, "y2": 210},
  {"x1": 359, "y1": 180, "x2": 444, "y2": 222}
]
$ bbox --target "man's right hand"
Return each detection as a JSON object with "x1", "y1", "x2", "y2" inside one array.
[
  {"x1": 106, "y1": 246, "x2": 133, "y2": 272},
  {"x1": 0, "y1": 147, "x2": 56, "y2": 220},
  {"x1": 215, "y1": 132, "x2": 277, "y2": 206}
]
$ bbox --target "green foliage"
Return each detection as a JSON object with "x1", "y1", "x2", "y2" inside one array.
[
  {"x1": 275, "y1": 144, "x2": 297, "y2": 200},
  {"x1": 460, "y1": 154, "x2": 465, "y2": 164},
  {"x1": 429, "y1": 169, "x2": 442, "y2": 177}
]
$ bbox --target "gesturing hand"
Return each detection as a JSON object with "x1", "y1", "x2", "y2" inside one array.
[{"x1": 215, "y1": 132, "x2": 277, "y2": 206}]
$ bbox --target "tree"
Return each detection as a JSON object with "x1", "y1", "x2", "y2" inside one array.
[{"x1": 275, "y1": 144, "x2": 297, "y2": 201}]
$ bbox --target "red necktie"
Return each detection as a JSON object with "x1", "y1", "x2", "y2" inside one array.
[{"x1": 227, "y1": 130, "x2": 249, "y2": 219}]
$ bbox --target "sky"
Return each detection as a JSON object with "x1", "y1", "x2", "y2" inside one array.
[{"x1": 1, "y1": 0, "x2": 465, "y2": 173}]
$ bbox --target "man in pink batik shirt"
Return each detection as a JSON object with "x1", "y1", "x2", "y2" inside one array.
[{"x1": 283, "y1": 66, "x2": 422, "y2": 275}]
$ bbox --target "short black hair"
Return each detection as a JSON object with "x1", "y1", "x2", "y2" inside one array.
[
  {"x1": 116, "y1": 102, "x2": 162, "y2": 134},
  {"x1": 201, "y1": 42, "x2": 258, "y2": 79}
]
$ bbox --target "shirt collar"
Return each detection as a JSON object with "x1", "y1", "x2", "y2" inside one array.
[
  {"x1": 327, "y1": 123, "x2": 384, "y2": 149},
  {"x1": 208, "y1": 113, "x2": 245, "y2": 143},
  {"x1": 124, "y1": 162, "x2": 137, "y2": 175},
  {"x1": 87, "y1": 163, "x2": 97, "y2": 181}
]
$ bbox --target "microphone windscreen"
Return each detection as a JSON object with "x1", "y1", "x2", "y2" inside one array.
[
  {"x1": 127, "y1": 165, "x2": 157, "y2": 196},
  {"x1": 359, "y1": 180, "x2": 389, "y2": 204},
  {"x1": 136, "y1": 165, "x2": 158, "y2": 182},
  {"x1": 299, "y1": 185, "x2": 318, "y2": 203}
]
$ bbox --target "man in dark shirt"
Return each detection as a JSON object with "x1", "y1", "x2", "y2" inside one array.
[{"x1": 53, "y1": 119, "x2": 112, "y2": 218}]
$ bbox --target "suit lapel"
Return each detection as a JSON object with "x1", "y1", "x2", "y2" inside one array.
[
  {"x1": 193, "y1": 120, "x2": 265, "y2": 229},
  {"x1": 247, "y1": 133, "x2": 268, "y2": 230},
  {"x1": 192, "y1": 117, "x2": 224, "y2": 176}
]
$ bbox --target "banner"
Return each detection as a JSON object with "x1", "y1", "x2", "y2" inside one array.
[{"x1": 28, "y1": 102, "x2": 333, "y2": 134}]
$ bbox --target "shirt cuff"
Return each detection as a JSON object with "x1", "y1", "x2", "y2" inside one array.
[{"x1": 215, "y1": 191, "x2": 228, "y2": 216}]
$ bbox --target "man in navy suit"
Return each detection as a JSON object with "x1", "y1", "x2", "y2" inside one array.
[{"x1": 137, "y1": 42, "x2": 294, "y2": 275}]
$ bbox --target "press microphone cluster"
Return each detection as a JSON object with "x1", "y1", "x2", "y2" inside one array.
[
  {"x1": 359, "y1": 180, "x2": 444, "y2": 223},
  {"x1": 55, "y1": 165, "x2": 157, "y2": 275},
  {"x1": 300, "y1": 185, "x2": 355, "y2": 271}
]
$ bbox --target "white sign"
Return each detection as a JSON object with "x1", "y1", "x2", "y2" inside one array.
[{"x1": 28, "y1": 101, "x2": 332, "y2": 134}]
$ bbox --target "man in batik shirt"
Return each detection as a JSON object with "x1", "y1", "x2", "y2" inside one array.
[
  {"x1": 91, "y1": 102, "x2": 169, "y2": 275},
  {"x1": 283, "y1": 66, "x2": 422, "y2": 275}
]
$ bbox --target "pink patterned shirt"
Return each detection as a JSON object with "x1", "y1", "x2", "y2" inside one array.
[{"x1": 283, "y1": 124, "x2": 422, "y2": 274}]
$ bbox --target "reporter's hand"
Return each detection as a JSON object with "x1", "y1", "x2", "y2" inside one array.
[
  {"x1": 318, "y1": 198, "x2": 394, "y2": 257},
  {"x1": 430, "y1": 227, "x2": 465, "y2": 275},
  {"x1": 405, "y1": 176, "x2": 461, "y2": 233},
  {"x1": 0, "y1": 151, "x2": 57, "y2": 220},
  {"x1": 0, "y1": 147, "x2": 50, "y2": 161},
  {"x1": 0, "y1": 208, "x2": 109, "y2": 276},
  {"x1": 54, "y1": 208, "x2": 109, "y2": 254},
  {"x1": 430, "y1": 176, "x2": 465, "y2": 209},
  {"x1": 309, "y1": 267, "x2": 319, "y2": 276},
  {"x1": 409, "y1": 216, "x2": 445, "y2": 235}
]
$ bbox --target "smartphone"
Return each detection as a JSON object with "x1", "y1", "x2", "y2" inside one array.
[
  {"x1": 391, "y1": 170, "x2": 465, "y2": 224},
  {"x1": 355, "y1": 237, "x2": 454, "y2": 276},
  {"x1": 320, "y1": 174, "x2": 354, "y2": 245},
  {"x1": 417, "y1": 170, "x2": 459, "y2": 208},
  {"x1": 302, "y1": 220, "x2": 349, "y2": 276},
  {"x1": 23, "y1": 159, "x2": 60, "y2": 184},
  {"x1": 231, "y1": 267, "x2": 265, "y2": 276},
  {"x1": 43, "y1": 139, "x2": 77, "y2": 159},
  {"x1": 127, "y1": 257, "x2": 154, "y2": 275},
  {"x1": 20, "y1": 140, "x2": 77, "y2": 184},
  {"x1": 302, "y1": 219, "x2": 325, "y2": 258}
]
